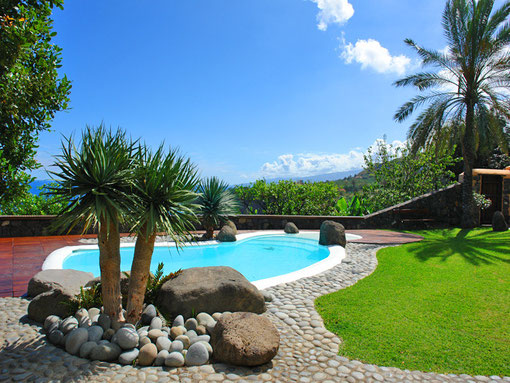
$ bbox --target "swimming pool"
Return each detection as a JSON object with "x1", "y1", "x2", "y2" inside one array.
[{"x1": 43, "y1": 231, "x2": 360, "y2": 288}]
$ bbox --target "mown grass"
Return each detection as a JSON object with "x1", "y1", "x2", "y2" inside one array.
[{"x1": 315, "y1": 228, "x2": 510, "y2": 376}]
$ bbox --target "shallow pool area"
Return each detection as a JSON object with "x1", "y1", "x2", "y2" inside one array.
[{"x1": 44, "y1": 231, "x2": 360, "y2": 288}]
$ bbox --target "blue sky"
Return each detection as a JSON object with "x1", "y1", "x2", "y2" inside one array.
[{"x1": 34, "y1": 0, "x2": 483, "y2": 184}]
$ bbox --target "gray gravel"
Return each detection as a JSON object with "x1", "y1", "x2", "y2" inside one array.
[{"x1": 0, "y1": 243, "x2": 508, "y2": 382}]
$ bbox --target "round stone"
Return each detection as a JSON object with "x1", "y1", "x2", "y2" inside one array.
[
  {"x1": 118, "y1": 348, "x2": 140, "y2": 365},
  {"x1": 184, "y1": 318, "x2": 198, "y2": 331},
  {"x1": 196, "y1": 325, "x2": 207, "y2": 335},
  {"x1": 185, "y1": 342, "x2": 210, "y2": 366},
  {"x1": 206, "y1": 321, "x2": 217, "y2": 334},
  {"x1": 149, "y1": 316, "x2": 162, "y2": 330},
  {"x1": 46, "y1": 320, "x2": 60, "y2": 335},
  {"x1": 148, "y1": 329, "x2": 165, "y2": 342},
  {"x1": 79, "y1": 341, "x2": 97, "y2": 358},
  {"x1": 197, "y1": 341, "x2": 213, "y2": 356},
  {"x1": 88, "y1": 307, "x2": 100, "y2": 318},
  {"x1": 170, "y1": 326, "x2": 186, "y2": 339},
  {"x1": 172, "y1": 315, "x2": 184, "y2": 327},
  {"x1": 196, "y1": 312, "x2": 214, "y2": 326},
  {"x1": 185, "y1": 330, "x2": 198, "y2": 341},
  {"x1": 116, "y1": 327, "x2": 139, "y2": 349},
  {"x1": 97, "y1": 314, "x2": 111, "y2": 331},
  {"x1": 78, "y1": 316, "x2": 92, "y2": 328},
  {"x1": 137, "y1": 325, "x2": 149, "y2": 334},
  {"x1": 141, "y1": 304, "x2": 157, "y2": 325},
  {"x1": 154, "y1": 350, "x2": 169, "y2": 366},
  {"x1": 165, "y1": 351, "x2": 185, "y2": 367},
  {"x1": 156, "y1": 336, "x2": 171, "y2": 352},
  {"x1": 89, "y1": 342, "x2": 122, "y2": 362},
  {"x1": 75, "y1": 308, "x2": 89, "y2": 321},
  {"x1": 44, "y1": 315, "x2": 61, "y2": 332},
  {"x1": 87, "y1": 325, "x2": 103, "y2": 342},
  {"x1": 103, "y1": 328, "x2": 115, "y2": 341},
  {"x1": 175, "y1": 335, "x2": 190, "y2": 349},
  {"x1": 65, "y1": 327, "x2": 89, "y2": 355},
  {"x1": 169, "y1": 340, "x2": 184, "y2": 353},
  {"x1": 48, "y1": 329, "x2": 64, "y2": 345},
  {"x1": 138, "y1": 343, "x2": 158, "y2": 366},
  {"x1": 191, "y1": 335, "x2": 210, "y2": 345},
  {"x1": 212, "y1": 313, "x2": 222, "y2": 321},
  {"x1": 60, "y1": 316, "x2": 78, "y2": 335},
  {"x1": 139, "y1": 336, "x2": 151, "y2": 347}
]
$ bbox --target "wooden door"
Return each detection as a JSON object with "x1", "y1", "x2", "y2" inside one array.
[{"x1": 480, "y1": 175, "x2": 503, "y2": 224}]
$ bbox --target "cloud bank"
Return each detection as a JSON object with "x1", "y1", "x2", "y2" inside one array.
[
  {"x1": 256, "y1": 139, "x2": 406, "y2": 179},
  {"x1": 311, "y1": 0, "x2": 354, "y2": 31},
  {"x1": 341, "y1": 38, "x2": 413, "y2": 75}
]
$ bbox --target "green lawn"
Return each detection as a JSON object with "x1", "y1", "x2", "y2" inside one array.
[{"x1": 315, "y1": 228, "x2": 510, "y2": 376}]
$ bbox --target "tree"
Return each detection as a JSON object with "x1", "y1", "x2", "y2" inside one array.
[
  {"x1": 125, "y1": 146, "x2": 199, "y2": 324},
  {"x1": 197, "y1": 177, "x2": 239, "y2": 239},
  {"x1": 394, "y1": 0, "x2": 510, "y2": 228},
  {"x1": 49, "y1": 125, "x2": 135, "y2": 324},
  {"x1": 0, "y1": 0, "x2": 71, "y2": 205},
  {"x1": 234, "y1": 180, "x2": 341, "y2": 216},
  {"x1": 362, "y1": 140, "x2": 458, "y2": 212}
]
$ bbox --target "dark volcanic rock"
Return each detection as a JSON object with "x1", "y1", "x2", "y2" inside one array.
[
  {"x1": 156, "y1": 266, "x2": 266, "y2": 319},
  {"x1": 319, "y1": 220, "x2": 346, "y2": 247},
  {"x1": 216, "y1": 226, "x2": 236, "y2": 242},
  {"x1": 492, "y1": 211, "x2": 509, "y2": 232},
  {"x1": 211, "y1": 312, "x2": 280, "y2": 366},
  {"x1": 284, "y1": 222, "x2": 299, "y2": 234},
  {"x1": 27, "y1": 269, "x2": 94, "y2": 298}
]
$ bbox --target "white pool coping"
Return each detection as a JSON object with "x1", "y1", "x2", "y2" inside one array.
[{"x1": 42, "y1": 230, "x2": 362, "y2": 289}]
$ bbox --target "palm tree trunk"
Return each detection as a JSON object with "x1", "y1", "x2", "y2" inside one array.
[
  {"x1": 461, "y1": 102, "x2": 478, "y2": 229},
  {"x1": 126, "y1": 226, "x2": 156, "y2": 324},
  {"x1": 98, "y1": 218, "x2": 125, "y2": 323}
]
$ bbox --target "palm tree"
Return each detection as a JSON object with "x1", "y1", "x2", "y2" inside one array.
[
  {"x1": 49, "y1": 125, "x2": 136, "y2": 323},
  {"x1": 394, "y1": 0, "x2": 510, "y2": 228},
  {"x1": 196, "y1": 177, "x2": 240, "y2": 239},
  {"x1": 125, "y1": 145, "x2": 199, "y2": 324}
]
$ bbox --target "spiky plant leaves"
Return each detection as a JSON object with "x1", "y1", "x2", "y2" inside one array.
[{"x1": 196, "y1": 176, "x2": 240, "y2": 239}]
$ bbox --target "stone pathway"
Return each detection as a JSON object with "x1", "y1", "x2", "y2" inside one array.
[{"x1": 0, "y1": 243, "x2": 508, "y2": 382}]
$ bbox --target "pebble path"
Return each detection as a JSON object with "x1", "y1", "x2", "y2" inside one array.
[{"x1": 0, "y1": 243, "x2": 508, "y2": 382}]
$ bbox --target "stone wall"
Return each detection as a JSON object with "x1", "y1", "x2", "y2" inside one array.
[{"x1": 0, "y1": 184, "x2": 463, "y2": 237}]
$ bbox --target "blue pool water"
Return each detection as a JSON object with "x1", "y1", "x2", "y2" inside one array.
[{"x1": 63, "y1": 235, "x2": 331, "y2": 282}]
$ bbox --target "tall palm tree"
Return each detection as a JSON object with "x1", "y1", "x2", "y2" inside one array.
[
  {"x1": 196, "y1": 177, "x2": 240, "y2": 239},
  {"x1": 49, "y1": 125, "x2": 136, "y2": 323},
  {"x1": 125, "y1": 145, "x2": 199, "y2": 324},
  {"x1": 394, "y1": 0, "x2": 510, "y2": 228}
]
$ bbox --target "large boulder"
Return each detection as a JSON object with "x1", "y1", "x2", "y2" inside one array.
[
  {"x1": 224, "y1": 220, "x2": 238, "y2": 235},
  {"x1": 319, "y1": 220, "x2": 346, "y2": 247},
  {"x1": 211, "y1": 312, "x2": 280, "y2": 366},
  {"x1": 217, "y1": 226, "x2": 236, "y2": 242},
  {"x1": 492, "y1": 211, "x2": 509, "y2": 232},
  {"x1": 28, "y1": 288, "x2": 75, "y2": 323},
  {"x1": 156, "y1": 266, "x2": 266, "y2": 319},
  {"x1": 27, "y1": 269, "x2": 94, "y2": 298},
  {"x1": 284, "y1": 222, "x2": 299, "y2": 234}
]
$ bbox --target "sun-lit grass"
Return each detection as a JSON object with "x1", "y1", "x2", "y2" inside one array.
[{"x1": 315, "y1": 228, "x2": 510, "y2": 376}]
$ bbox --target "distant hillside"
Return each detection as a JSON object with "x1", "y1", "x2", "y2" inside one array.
[
  {"x1": 333, "y1": 169, "x2": 374, "y2": 198},
  {"x1": 260, "y1": 169, "x2": 362, "y2": 184}
]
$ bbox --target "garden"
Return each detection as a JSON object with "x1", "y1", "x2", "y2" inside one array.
[{"x1": 1, "y1": 0, "x2": 510, "y2": 381}]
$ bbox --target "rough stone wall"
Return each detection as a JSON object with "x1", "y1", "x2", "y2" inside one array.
[{"x1": 503, "y1": 179, "x2": 510, "y2": 219}]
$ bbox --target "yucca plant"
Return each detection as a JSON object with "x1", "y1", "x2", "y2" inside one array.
[
  {"x1": 394, "y1": 0, "x2": 510, "y2": 228},
  {"x1": 125, "y1": 145, "x2": 199, "y2": 324},
  {"x1": 196, "y1": 177, "x2": 240, "y2": 239},
  {"x1": 48, "y1": 124, "x2": 136, "y2": 323}
]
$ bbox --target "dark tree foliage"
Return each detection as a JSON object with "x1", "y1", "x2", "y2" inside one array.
[{"x1": 0, "y1": 0, "x2": 71, "y2": 204}]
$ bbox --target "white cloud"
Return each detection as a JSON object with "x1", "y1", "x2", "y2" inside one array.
[
  {"x1": 341, "y1": 38, "x2": 413, "y2": 75},
  {"x1": 255, "y1": 139, "x2": 406, "y2": 179},
  {"x1": 311, "y1": 0, "x2": 354, "y2": 31}
]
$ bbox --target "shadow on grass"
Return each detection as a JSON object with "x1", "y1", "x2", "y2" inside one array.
[{"x1": 407, "y1": 229, "x2": 510, "y2": 266}]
